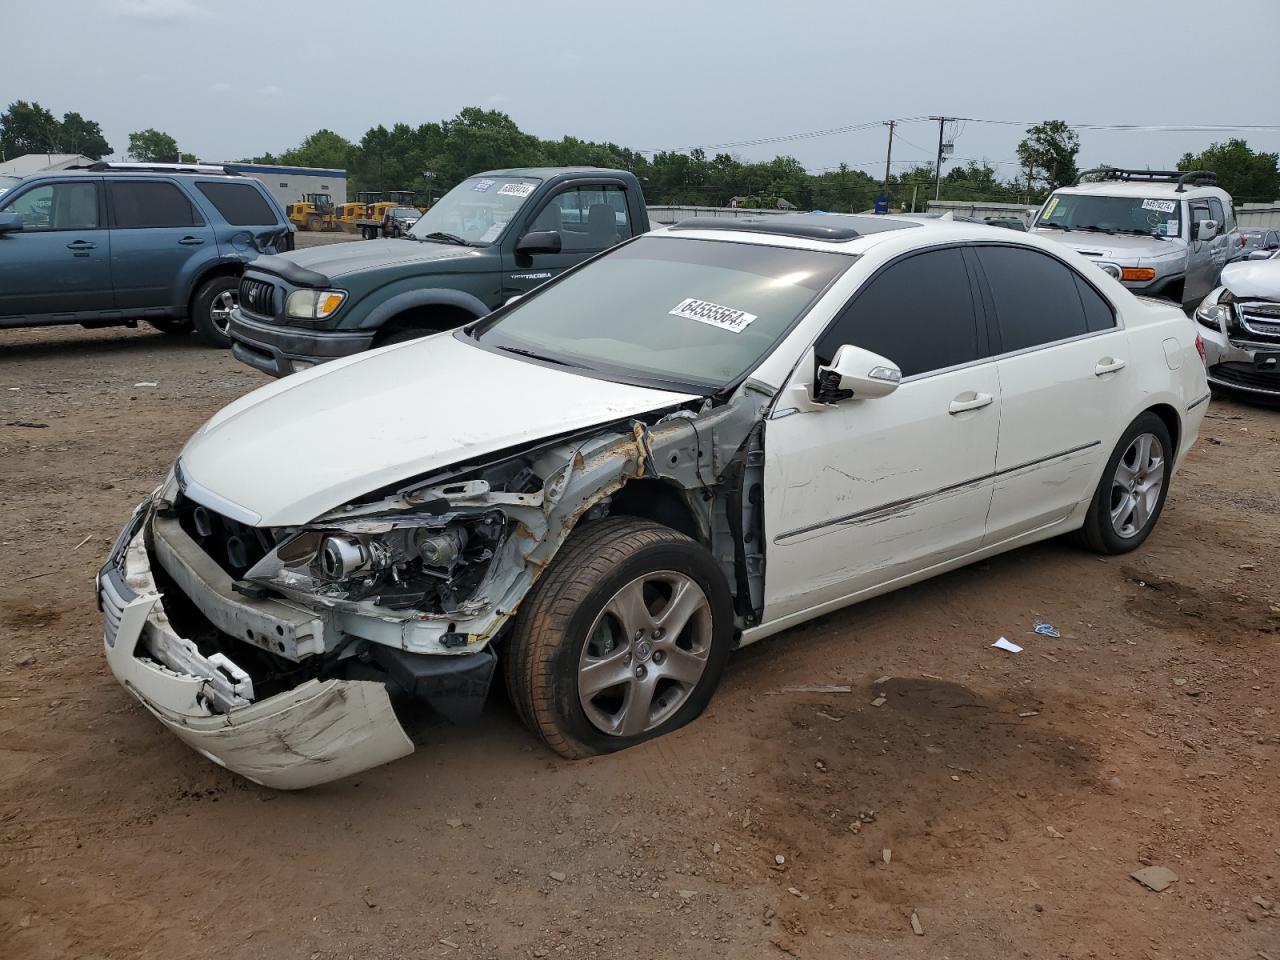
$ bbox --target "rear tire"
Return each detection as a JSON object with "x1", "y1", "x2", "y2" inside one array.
[
  {"x1": 306, "y1": 215, "x2": 321, "y2": 232},
  {"x1": 505, "y1": 517, "x2": 734, "y2": 759},
  {"x1": 1074, "y1": 412, "x2": 1173, "y2": 554},
  {"x1": 190, "y1": 276, "x2": 239, "y2": 348}
]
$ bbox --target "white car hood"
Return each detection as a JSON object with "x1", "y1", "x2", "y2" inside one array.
[
  {"x1": 180, "y1": 333, "x2": 698, "y2": 527},
  {"x1": 1220, "y1": 258, "x2": 1280, "y2": 300}
]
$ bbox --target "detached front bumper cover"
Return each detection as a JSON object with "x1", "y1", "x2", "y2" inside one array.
[{"x1": 98, "y1": 501, "x2": 413, "y2": 790}]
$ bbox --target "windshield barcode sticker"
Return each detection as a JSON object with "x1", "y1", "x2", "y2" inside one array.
[
  {"x1": 1142, "y1": 199, "x2": 1177, "y2": 213},
  {"x1": 498, "y1": 182, "x2": 536, "y2": 198},
  {"x1": 472, "y1": 178, "x2": 496, "y2": 192},
  {"x1": 669, "y1": 298, "x2": 759, "y2": 334}
]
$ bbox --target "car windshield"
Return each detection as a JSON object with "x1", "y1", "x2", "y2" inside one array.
[
  {"x1": 472, "y1": 235, "x2": 850, "y2": 391},
  {"x1": 390, "y1": 207, "x2": 417, "y2": 216},
  {"x1": 0, "y1": 175, "x2": 19, "y2": 198},
  {"x1": 1037, "y1": 192, "x2": 1183, "y2": 237},
  {"x1": 406, "y1": 176, "x2": 542, "y2": 244}
]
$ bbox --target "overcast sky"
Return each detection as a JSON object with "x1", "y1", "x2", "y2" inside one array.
[{"x1": 4, "y1": 0, "x2": 1279, "y2": 177}]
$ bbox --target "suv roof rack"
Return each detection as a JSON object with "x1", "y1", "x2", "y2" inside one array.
[
  {"x1": 68, "y1": 161, "x2": 238, "y2": 176},
  {"x1": 1072, "y1": 167, "x2": 1217, "y2": 192},
  {"x1": 669, "y1": 213, "x2": 919, "y2": 242}
]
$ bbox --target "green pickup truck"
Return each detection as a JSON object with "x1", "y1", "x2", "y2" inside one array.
[{"x1": 228, "y1": 167, "x2": 650, "y2": 376}]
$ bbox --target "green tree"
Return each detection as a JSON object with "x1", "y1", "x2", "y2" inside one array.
[
  {"x1": 128, "y1": 128, "x2": 194, "y2": 163},
  {"x1": 276, "y1": 128, "x2": 354, "y2": 170},
  {"x1": 1016, "y1": 120, "x2": 1080, "y2": 190},
  {"x1": 57, "y1": 112, "x2": 111, "y2": 159},
  {"x1": 1178, "y1": 139, "x2": 1280, "y2": 203},
  {"x1": 0, "y1": 100, "x2": 62, "y2": 157}
]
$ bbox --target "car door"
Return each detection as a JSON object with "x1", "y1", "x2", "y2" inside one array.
[
  {"x1": 0, "y1": 178, "x2": 112, "y2": 322},
  {"x1": 502, "y1": 182, "x2": 635, "y2": 301},
  {"x1": 762, "y1": 246, "x2": 1001, "y2": 622},
  {"x1": 1205, "y1": 197, "x2": 1233, "y2": 282},
  {"x1": 106, "y1": 179, "x2": 215, "y2": 313},
  {"x1": 1185, "y1": 200, "x2": 1218, "y2": 303},
  {"x1": 973, "y1": 244, "x2": 1133, "y2": 544}
]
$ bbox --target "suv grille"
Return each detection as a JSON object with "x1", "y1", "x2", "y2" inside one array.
[
  {"x1": 240, "y1": 277, "x2": 275, "y2": 317},
  {"x1": 175, "y1": 493, "x2": 279, "y2": 579},
  {"x1": 1238, "y1": 301, "x2": 1280, "y2": 344}
]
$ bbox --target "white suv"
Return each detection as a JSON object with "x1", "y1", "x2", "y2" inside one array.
[
  {"x1": 99, "y1": 214, "x2": 1209, "y2": 788},
  {"x1": 1031, "y1": 168, "x2": 1239, "y2": 309}
]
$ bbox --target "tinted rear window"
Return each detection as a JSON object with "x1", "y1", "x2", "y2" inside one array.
[
  {"x1": 108, "y1": 181, "x2": 200, "y2": 229},
  {"x1": 975, "y1": 246, "x2": 1089, "y2": 352},
  {"x1": 196, "y1": 181, "x2": 278, "y2": 225}
]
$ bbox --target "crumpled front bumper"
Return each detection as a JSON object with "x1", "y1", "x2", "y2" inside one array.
[
  {"x1": 97, "y1": 502, "x2": 414, "y2": 790},
  {"x1": 1200, "y1": 329, "x2": 1280, "y2": 397}
]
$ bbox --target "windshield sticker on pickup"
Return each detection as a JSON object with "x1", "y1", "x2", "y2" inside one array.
[
  {"x1": 669, "y1": 298, "x2": 759, "y2": 334},
  {"x1": 472, "y1": 178, "x2": 496, "y2": 192},
  {"x1": 1042, "y1": 197, "x2": 1059, "y2": 219},
  {"x1": 1142, "y1": 199, "x2": 1177, "y2": 214},
  {"x1": 1164, "y1": 220, "x2": 1180, "y2": 236},
  {"x1": 497, "y1": 182, "x2": 536, "y2": 198}
]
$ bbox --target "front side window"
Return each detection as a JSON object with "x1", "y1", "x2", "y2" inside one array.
[
  {"x1": 407, "y1": 175, "x2": 543, "y2": 245},
  {"x1": 537, "y1": 185, "x2": 633, "y2": 252},
  {"x1": 815, "y1": 248, "x2": 981, "y2": 378},
  {"x1": 1, "y1": 182, "x2": 99, "y2": 230},
  {"x1": 976, "y1": 246, "x2": 1092, "y2": 351},
  {"x1": 108, "y1": 181, "x2": 201, "y2": 229},
  {"x1": 1038, "y1": 192, "x2": 1182, "y2": 238},
  {"x1": 196, "y1": 181, "x2": 277, "y2": 225},
  {"x1": 473, "y1": 235, "x2": 849, "y2": 390},
  {"x1": 1207, "y1": 198, "x2": 1225, "y2": 227}
]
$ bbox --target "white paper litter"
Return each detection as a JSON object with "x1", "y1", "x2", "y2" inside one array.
[{"x1": 992, "y1": 636, "x2": 1022, "y2": 653}]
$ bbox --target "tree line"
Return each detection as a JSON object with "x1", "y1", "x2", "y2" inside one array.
[{"x1": 3, "y1": 100, "x2": 1278, "y2": 208}]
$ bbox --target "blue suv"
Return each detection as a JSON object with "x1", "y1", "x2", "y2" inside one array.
[{"x1": 0, "y1": 163, "x2": 293, "y2": 346}]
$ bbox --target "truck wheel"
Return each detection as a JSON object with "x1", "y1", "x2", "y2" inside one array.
[
  {"x1": 1074, "y1": 412, "x2": 1173, "y2": 554},
  {"x1": 191, "y1": 276, "x2": 239, "y2": 347},
  {"x1": 306, "y1": 215, "x2": 321, "y2": 232},
  {"x1": 505, "y1": 518, "x2": 734, "y2": 759}
]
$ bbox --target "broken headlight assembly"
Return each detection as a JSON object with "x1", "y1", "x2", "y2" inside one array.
[{"x1": 249, "y1": 509, "x2": 507, "y2": 614}]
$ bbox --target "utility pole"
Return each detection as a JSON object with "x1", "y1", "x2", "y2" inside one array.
[
  {"x1": 882, "y1": 120, "x2": 895, "y2": 190},
  {"x1": 930, "y1": 116, "x2": 948, "y2": 201}
]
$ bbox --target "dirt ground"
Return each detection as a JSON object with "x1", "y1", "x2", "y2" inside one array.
[{"x1": 1, "y1": 320, "x2": 1277, "y2": 960}]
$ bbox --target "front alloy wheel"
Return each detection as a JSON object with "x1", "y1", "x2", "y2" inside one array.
[{"x1": 506, "y1": 517, "x2": 733, "y2": 759}]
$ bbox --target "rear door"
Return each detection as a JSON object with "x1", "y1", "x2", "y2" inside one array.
[
  {"x1": 0, "y1": 178, "x2": 112, "y2": 322},
  {"x1": 974, "y1": 244, "x2": 1132, "y2": 544},
  {"x1": 502, "y1": 181, "x2": 636, "y2": 301},
  {"x1": 106, "y1": 179, "x2": 215, "y2": 313}
]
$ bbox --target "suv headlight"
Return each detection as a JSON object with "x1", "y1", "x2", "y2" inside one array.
[
  {"x1": 1195, "y1": 288, "x2": 1234, "y2": 332},
  {"x1": 285, "y1": 289, "x2": 347, "y2": 320}
]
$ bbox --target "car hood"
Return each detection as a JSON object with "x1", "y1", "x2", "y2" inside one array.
[
  {"x1": 259, "y1": 238, "x2": 484, "y2": 282},
  {"x1": 1031, "y1": 229, "x2": 1184, "y2": 264},
  {"x1": 1220, "y1": 258, "x2": 1280, "y2": 300},
  {"x1": 179, "y1": 333, "x2": 699, "y2": 527}
]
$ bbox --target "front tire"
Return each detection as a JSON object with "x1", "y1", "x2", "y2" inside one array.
[
  {"x1": 190, "y1": 276, "x2": 239, "y2": 347},
  {"x1": 505, "y1": 518, "x2": 734, "y2": 759},
  {"x1": 1075, "y1": 412, "x2": 1173, "y2": 554}
]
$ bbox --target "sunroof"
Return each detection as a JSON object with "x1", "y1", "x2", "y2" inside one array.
[{"x1": 669, "y1": 214, "x2": 920, "y2": 242}]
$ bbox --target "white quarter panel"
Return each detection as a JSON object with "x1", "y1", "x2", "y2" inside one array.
[{"x1": 763, "y1": 362, "x2": 1001, "y2": 621}]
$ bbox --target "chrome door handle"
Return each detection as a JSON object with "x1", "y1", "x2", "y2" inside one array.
[
  {"x1": 66, "y1": 240, "x2": 95, "y2": 250},
  {"x1": 949, "y1": 392, "x2": 993, "y2": 414},
  {"x1": 1094, "y1": 357, "x2": 1127, "y2": 376},
  {"x1": 178, "y1": 236, "x2": 205, "y2": 245}
]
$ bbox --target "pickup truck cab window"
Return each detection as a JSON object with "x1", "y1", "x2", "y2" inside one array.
[
  {"x1": 815, "y1": 247, "x2": 982, "y2": 378},
  {"x1": 541, "y1": 184, "x2": 633, "y2": 252},
  {"x1": 2, "y1": 181, "x2": 100, "y2": 230}
]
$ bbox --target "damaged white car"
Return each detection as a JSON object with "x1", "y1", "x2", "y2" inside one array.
[
  {"x1": 1195, "y1": 254, "x2": 1280, "y2": 397},
  {"x1": 99, "y1": 214, "x2": 1209, "y2": 788}
]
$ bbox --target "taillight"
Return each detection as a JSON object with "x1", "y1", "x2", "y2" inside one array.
[{"x1": 1195, "y1": 333, "x2": 1206, "y2": 366}]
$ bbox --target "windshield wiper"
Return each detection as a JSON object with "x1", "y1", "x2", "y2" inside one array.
[
  {"x1": 494, "y1": 345, "x2": 582, "y2": 367},
  {"x1": 418, "y1": 231, "x2": 471, "y2": 246},
  {"x1": 1038, "y1": 222, "x2": 1071, "y2": 231},
  {"x1": 1116, "y1": 227, "x2": 1167, "y2": 240}
]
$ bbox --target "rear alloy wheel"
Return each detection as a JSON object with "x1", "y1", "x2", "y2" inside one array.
[
  {"x1": 505, "y1": 518, "x2": 733, "y2": 759},
  {"x1": 190, "y1": 276, "x2": 239, "y2": 347},
  {"x1": 1075, "y1": 412, "x2": 1173, "y2": 554}
]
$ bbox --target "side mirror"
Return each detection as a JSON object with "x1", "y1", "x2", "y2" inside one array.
[
  {"x1": 1195, "y1": 219, "x2": 1219, "y2": 241},
  {"x1": 815, "y1": 344, "x2": 902, "y2": 403},
  {"x1": 1248, "y1": 248, "x2": 1274, "y2": 261},
  {"x1": 0, "y1": 212, "x2": 23, "y2": 234},
  {"x1": 515, "y1": 230, "x2": 562, "y2": 255}
]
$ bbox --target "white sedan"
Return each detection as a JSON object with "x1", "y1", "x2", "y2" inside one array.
[{"x1": 99, "y1": 214, "x2": 1209, "y2": 787}]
